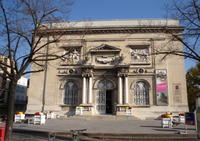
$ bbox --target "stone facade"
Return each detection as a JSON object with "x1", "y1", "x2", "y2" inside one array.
[{"x1": 27, "y1": 19, "x2": 188, "y2": 119}]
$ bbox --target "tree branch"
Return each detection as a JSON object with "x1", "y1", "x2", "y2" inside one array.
[
  {"x1": 22, "y1": 69, "x2": 44, "y2": 75},
  {"x1": 0, "y1": 1, "x2": 15, "y2": 74}
]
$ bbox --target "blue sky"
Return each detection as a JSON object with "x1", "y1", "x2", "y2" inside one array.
[
  {"x1": 70, "y1": 0, "x2": 168, "y2": 20},
  {"x1": 69, "y1": 0, "x2": 197, "y2": 71}
]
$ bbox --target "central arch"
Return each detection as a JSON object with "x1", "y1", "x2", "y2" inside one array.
[{"x1": 96, "y1": 79, "x2": 115, "y2": 114}]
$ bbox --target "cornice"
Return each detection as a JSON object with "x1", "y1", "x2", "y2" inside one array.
[{"x1": 37, "y1": 26, "x2": 184, "y2": 36}]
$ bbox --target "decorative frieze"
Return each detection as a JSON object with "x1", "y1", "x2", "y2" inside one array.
[
  {"x1": 131, "y1": 68, "x2": 156, "y2": 75},
  {"x1": 38, "y1": 27, "x2": 184, "y2": 36},
  {"x1": 133, "y1": 68, "x2": 147, "y2": 73},
  {"x1": 58, "y1": 68, "x2": 79, "y2": 75}
]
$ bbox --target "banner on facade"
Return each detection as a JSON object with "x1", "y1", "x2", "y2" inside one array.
[{"x1": 156, "y1": 69, "x2": 168, "y2": 105}]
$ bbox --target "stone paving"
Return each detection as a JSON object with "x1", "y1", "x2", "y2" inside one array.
[
  {"x1": 13, "y1": 117, "x2": 196, "y2": 134},
  {"x1": 0, "y1": 117, "x2": 198, "y2": 141}
]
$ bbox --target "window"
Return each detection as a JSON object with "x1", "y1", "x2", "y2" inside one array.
[
  {"x1": 129, "y1": 45, "x2": 150, "y2": 64},
  {"x1": 134, "y1": 81, "x2": 149, "y2": 105},
  {"x1": 64, "y1": 81, "x2": 78, "y2": 105}
]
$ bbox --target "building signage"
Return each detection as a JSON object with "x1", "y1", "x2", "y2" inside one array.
[{"x1": 156, "y1": 70, "x2": 168, "y2": 105}]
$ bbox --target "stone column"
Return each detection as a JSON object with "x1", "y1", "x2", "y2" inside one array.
[
  {"x1": 82, "y1": 76, "x2": 87, "y2": 104},
  {"x1": 118, "y1": 76, "x2": 123, "y2": 104},
  {"x1": 88, "y1": 76, "x2": 93, "y2": 104},
  {"x1": 124, "y1": 76, "x2": 129, "y2": 104}
]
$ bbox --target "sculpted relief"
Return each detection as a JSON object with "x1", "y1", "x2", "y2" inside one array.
[
  {"x1": 130, "y1": 47, "x2": 150, "y2": 63},
  {"x1": 61, "y1": 49, "x2": 81, "y2": 65},
  {"x1": 95, "y1": 55, "x2": 124, "y2": 65},
  {"x1": 96, "y1": 56, "x2": 115, "y2": 64}
]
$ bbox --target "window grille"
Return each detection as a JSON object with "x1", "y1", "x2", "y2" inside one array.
[
  {"x1": 64, "y1": 81, "x2": 78, "y2": 105},
  {"x1": 134, "y1": 81, "x2": 149, "y2": 105}
]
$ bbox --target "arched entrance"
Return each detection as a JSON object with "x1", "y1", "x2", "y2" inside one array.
[{"x1": 96, "y1": 79, "x2": 115, "y2": 114}]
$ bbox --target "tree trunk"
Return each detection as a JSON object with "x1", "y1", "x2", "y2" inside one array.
[{"x1": 5, "y1": 80, "x2": 17, "y2": 141}]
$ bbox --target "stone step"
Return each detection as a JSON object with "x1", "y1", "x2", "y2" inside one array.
[
  {"x1": 58, "y1": 132, "x2": 199, "y2": 141},
  {"x1": 60, "y1": 115, "x2": 140, "y2": 120},
  {"x1": 84, "y1": 133, "x2": 198, "y2": 141}
]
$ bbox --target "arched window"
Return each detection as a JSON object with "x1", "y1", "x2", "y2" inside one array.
[
  {"x1": 64, "y1": 81, "x2": 78, "y2": 105},
  {"x1": 134, "y1": 81, "x2": 149, "y2": 105}
]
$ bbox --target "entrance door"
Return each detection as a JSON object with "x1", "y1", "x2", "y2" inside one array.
[
  {"x1": 96, "y1": 80, "x2": 114, "y2": 114},
  {"x1": 96, "y1": 90, "x2": 106, "y2": 114},
  {"x1": 106, "y1": 90, "x2": 112, "y2": 114}
]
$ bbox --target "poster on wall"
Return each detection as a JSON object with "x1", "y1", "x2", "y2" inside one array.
[{"x1": 156, "y1": 69, "x2": 168, "y2": 105}]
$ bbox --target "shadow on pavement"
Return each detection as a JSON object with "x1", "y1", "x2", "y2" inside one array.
[
  {"x1": 152, "y1": 129, "x2": 178, "y2": 132},
  {"x1": 140, "y1": 125, "x2": 161, "y2": 128},
  {"x1": 13, "y1": 129, "x2": 103, "y2": 141}
]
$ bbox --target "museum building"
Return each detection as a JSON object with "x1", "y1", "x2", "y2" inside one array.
[{"x1": 27, "y1": 19, "x2": 188, "y2": 119}]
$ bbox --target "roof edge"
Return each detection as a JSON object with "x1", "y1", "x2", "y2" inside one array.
[{"x1": 41, "y1": 19, "x2": 181, "y2": 30}]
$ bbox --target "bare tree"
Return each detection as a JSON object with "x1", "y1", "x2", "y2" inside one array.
[
  {"x1": 155, "y1": 0, "x2": 200, "y2": 62},
  {"x1": 0, "y1": 0, "x2": 73, "y2": 140}
]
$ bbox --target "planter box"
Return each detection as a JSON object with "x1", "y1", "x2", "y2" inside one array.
[
  {"x1": 161, "y1": 118, "x2": 172, "y2": 128},
  {"x1": 179, "y1": 116, "x2": 185, "y2": 123},
  {"x1": 126, "y1": 109, "x2": 132, "y2": 115},
  {"x1": 14, "y1": 114, "x2": 25, "y2": 123},
  {"x1": 75, "y1": 107, "x2": 83, "y2": 115},
  {"x1": 34, "y1": 115, "x2": 46, "y2": 125},
  {"x1": 47, "y1": 113, "x2": 56, "y2": 119}
]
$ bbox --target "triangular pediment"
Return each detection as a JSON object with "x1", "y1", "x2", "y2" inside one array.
[{"x1": 90, "y1": 44, "x2": 121, "y2": 53}]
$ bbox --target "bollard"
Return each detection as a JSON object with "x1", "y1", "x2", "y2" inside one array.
[{"x1": 0, "y1": 126, "x2": 5, "y2": 141}]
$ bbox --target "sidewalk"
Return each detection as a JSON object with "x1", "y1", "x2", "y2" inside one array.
[{"x1": 13, "y1": 118, "x2": 196, "y2": 134}]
